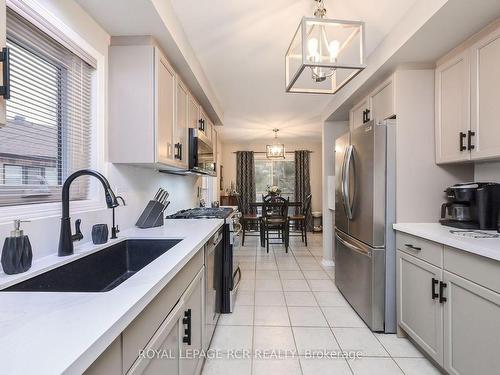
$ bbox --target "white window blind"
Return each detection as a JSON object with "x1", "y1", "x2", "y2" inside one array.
[{"x1": 0, "y1": 9, "x2": 94, "y2": 206}]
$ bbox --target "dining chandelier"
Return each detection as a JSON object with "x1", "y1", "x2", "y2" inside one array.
[
  {"x1": 266, "y1": 129, "x2": 286, "y2": 159},
  {"x1": 285, "y1": 0, "x2": 366, "y2": 94}
]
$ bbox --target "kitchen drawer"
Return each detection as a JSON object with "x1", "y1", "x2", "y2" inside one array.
[
  {"x1": 396, "y1": 232, "x2": 443, "y2": 267},
  {"x1": 444, "y1": 246, "x2": 500, "y2": 294},
  {"x1": 122, "y1": 249, "x2": 203, "y2": 372}
]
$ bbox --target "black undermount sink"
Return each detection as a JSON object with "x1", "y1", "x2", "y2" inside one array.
[{"x1": 3, "y1": 239, "x2": 182, "y2": 293}]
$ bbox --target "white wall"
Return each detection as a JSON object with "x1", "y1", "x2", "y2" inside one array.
[
  {"x1": 475, "y1": 162, "x2": 500, "y2": 182},
  {"x1": 322, "y1": 121, "x2": 349, "y2": 265},
  {"x1": 394, "y1": 69, "x2": 473, "y2": 222},
  {"x1": 221, "y1": 140, "x2": 323, "y2": 212},
  {"x1": 0, "y1": 0, "x2": 201, "y2": 265}
]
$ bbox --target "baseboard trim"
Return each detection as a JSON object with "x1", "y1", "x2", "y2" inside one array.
[{"x1": 321, "y1": 258, "x2": 335, "y2": 267}]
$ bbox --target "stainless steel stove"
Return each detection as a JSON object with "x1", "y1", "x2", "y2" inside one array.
[{"x1": 167, "y1": 207, "x2": 241, "y2": 314}]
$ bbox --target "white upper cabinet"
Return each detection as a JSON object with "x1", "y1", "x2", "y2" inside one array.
[
  {"x1": 436, "y1": 21, "x2": 500, "y2": 164},
  {"x1": 109, "y1": 44, "x2": 178, "y2": 168},
  {"x1": 470, "y1": 27, "x2": 500, "y2": 160},
  {"x1": 0, "y1": 0, "x2": 6, "y2": 127},
  {"x1": 156, "y1": 50, "x2": 176, "y2": 165},
  {"x1": 369, "y1": 77, "x2": 395, "y2": 125},
  {"x1": 109, "y1": 40, "x2": 214, "y2": 170},
  {"x1": 188, "y1": 93, "x2": 199, "y2": 130},
  {"x1": 349, "y1": 97, "x2": 370, "y2": 130},
  {"x1": 176, "y1": 80, "x2": 189, "y2": 168},
  {"x1": 435, "y1": 51, "x2": 471, "y2": 164},
  {"x1": 349, "y1": 75, "x2": 395, "y2": 129}
]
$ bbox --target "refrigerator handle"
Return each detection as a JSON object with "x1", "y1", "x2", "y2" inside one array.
[
  {"x1": 335, "y1": 233, "x2": 371, "y2": 257},
  {"x1": 341, "y1": 145, "x2": 349, "y2": 218},
  {"x1": 344, "y1": 145, "x2": 354, "y2": 220}
]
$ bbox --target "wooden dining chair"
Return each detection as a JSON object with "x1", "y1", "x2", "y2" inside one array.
[
  {"x1": 237, "y1": 195, "x2": 261, "y2": 246},
  {"x1": 260, "y1": 196, "x2": 290, "y2": 253},
  {"x1": 288, "y1": 193, "x2": 312, "y2": 246}
]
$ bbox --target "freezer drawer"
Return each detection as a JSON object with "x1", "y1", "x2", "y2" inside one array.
[{"x1": 335, "y1": 230, "x2": 385, "y2": 331}]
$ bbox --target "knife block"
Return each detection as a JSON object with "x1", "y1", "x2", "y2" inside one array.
[{"x1": 136, "y1": 200, "x2": 169, "y2": 229}]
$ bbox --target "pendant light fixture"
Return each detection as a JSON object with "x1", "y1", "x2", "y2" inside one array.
[
  {"x1": 285, "y1": 0, "x2": 366, "y2": 94},
  {"x1": 266, "y1": 129, "x2": 286, "y2": 159}
]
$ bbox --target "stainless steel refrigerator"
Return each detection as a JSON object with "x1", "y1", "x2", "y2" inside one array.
[{"x1": 334, "y1": 119, "x2": 396, "y2": 333}]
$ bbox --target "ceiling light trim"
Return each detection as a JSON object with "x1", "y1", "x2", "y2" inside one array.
[{"x1": 285, "y1": 1, "x2": 367, "y2": 94}]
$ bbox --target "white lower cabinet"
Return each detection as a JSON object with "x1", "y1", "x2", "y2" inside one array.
[
  {"x1": 443, "y1": 271, "x2": 500, "y2": 375},
  {"x1": 84, "y1": 249, "x2": 206, "y2": 375},
  {"x1": 128, "y1": 269, "x2": 205, "y2": 375},
  {"x1": 128, "y1": 302, "x2": 183, "y2": 375},
  {"x1": 397, "y1": 234, "x2": 500, "y2": 374},
  {"x1": 397, "y1": 251, "x2": 443, "y2": 364},
  {"x1": 180, "y1": 270, "x2": 204, "y2": 375}
]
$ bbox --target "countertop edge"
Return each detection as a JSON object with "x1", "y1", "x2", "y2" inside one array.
[{"x1": 393, "y1": 223, "x2": 500, "y2": 262}]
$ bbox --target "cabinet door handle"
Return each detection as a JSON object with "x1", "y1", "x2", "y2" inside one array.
[
  {"x1": 404, "y1": 243, "x2": 422, "y2": 251},
  {"x1": 182, "y1": 309, "x2": 192, "y2": 345},
  {"x1": 365, "y1": 109, "x2": 370, "y2": 123},
  {"x1": 362, "y1": 110, "x2": 366, "y2": 123},
  {"x1": 174, "y1": 143, "x2": 182, "y2": 160},
  {"x1": 467, "y1": 130, "x2": 475, "y2": 150},
  {"x1": 431, "y1": 278, "x2": 439, "y2": 300},
  {"x1": 198, "y1": 119, "x2": 204, "y2": 131},
  {"x1": 459, "y1": 132, "x2": 467, "y2": 151},
  {"x1": 0, "y1": 47, "x2": 11, "y2": 99},
  {"x1": 439, "y1": 281, "x2": 447, "y2": 303}
]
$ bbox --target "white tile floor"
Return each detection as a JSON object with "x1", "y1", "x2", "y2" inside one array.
[{"x1": 202, "y1": 234, "x2": 441, "y2": 375}]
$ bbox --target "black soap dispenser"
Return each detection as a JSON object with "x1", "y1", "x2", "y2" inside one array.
[{"x1": 1, "y1": 220, "x2": 33, "y2": 275}]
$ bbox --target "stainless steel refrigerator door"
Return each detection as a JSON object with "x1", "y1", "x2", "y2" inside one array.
[
  {"x1": 335, "y1": 132, "x2": 350, "y2": 234},
  {"x1": 334, "y1": 229, "x2": 385, "y2": 332},
  {"x1": 348, "y1": 121, "x2": 387, "y2": 247}
]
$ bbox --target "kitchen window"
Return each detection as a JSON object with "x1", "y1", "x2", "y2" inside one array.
[
  {"x1": 0, "y1": 8, "x2": 94, "y2": 207},
  {"x1": 255, "y1": 158, "x2": 295, "y2": 201}
]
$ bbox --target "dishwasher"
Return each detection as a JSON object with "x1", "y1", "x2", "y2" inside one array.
[{"x1": 204, "y1": 227, "x2": 223, "y2": 349}]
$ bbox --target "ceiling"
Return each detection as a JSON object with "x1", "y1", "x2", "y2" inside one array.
[{"x1": 170, "y1": 0, "x2": 417, "y2": 142}]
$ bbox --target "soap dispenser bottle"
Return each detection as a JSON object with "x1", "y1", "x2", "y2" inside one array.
[{"x1": 1, "y1": 220, "x2": 33, "y2": 275}]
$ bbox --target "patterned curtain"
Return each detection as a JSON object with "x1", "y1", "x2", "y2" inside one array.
[
  {"x1": 236, "y1": 151, "x2": 256, "y2": 214},
  {"x1": 295, "y1": 150, "x2": 313, "y2": 231}
]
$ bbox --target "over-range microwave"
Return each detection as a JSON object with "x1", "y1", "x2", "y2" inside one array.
[{"x1": 188, "y1": 128, "x2": 216, "y2": 176}]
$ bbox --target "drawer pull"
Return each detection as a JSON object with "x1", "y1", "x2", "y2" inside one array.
[
  {"x1": 404, "y1": 244, "x2": 422, "y2": 251},
  {"x1": 182, "y1": 309, "x2": 192, "y2": 345},
  {"x1": 431, "y1": 278, "x2": 439, "y2": 300},
  {"x1": 439, "y1": 282, "x2": 447, "y2": 303}
]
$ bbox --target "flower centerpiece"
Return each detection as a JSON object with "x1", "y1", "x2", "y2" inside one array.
[{"x1": 266, "y1": 185, "x2": 282, "y2": 196}]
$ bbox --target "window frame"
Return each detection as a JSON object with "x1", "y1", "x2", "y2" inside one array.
[
  {"x1": 254, "y1": 155, "x2": 296, "y2": 201},
  {"x1": 0, "y1": 0, "x2": 106, "y2": 222}
]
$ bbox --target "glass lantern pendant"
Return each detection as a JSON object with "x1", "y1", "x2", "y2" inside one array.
[
  {"x1": 285, "y1": 0, "x2": 366, "y2": 94},
  {"x1": 266, "y1": 129, "x2": 286, "y2": 159}
]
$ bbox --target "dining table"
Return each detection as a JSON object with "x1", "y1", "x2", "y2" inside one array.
[{"x1": 249, "y1": 201, "x2": 302, "y2": 208}]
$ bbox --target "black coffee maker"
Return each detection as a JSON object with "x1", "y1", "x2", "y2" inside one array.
[{"x1": 440, "y1": 182, "x2": 500, "y2": 230}]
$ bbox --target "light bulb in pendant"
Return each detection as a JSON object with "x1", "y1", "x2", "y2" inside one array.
[
  {"x1": 307, "y1": 37, "x2": 319, "y2": 61},
  {"x1": 328, "y1": 40, "x2": 340, "y2": 61}
]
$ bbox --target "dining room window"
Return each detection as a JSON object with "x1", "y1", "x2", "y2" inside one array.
[
  {"x1": 255, "y1": 158, "x2": 295, "y2": 201},
  {"x1": 0, "y1": 8, "x2": 94, "y2": 207}
]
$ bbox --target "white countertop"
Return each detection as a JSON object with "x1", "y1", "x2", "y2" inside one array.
[
  {"x1": 393, "y1": 223, "x2": 500, "y2": 262},
  {"x1": 0, "y1": 219, "x2": 223, "y2": 375}
]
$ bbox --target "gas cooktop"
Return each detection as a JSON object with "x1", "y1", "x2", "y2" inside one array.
[{"x1": 167, "y1": 207, "x2": 234, "y2": 220}]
